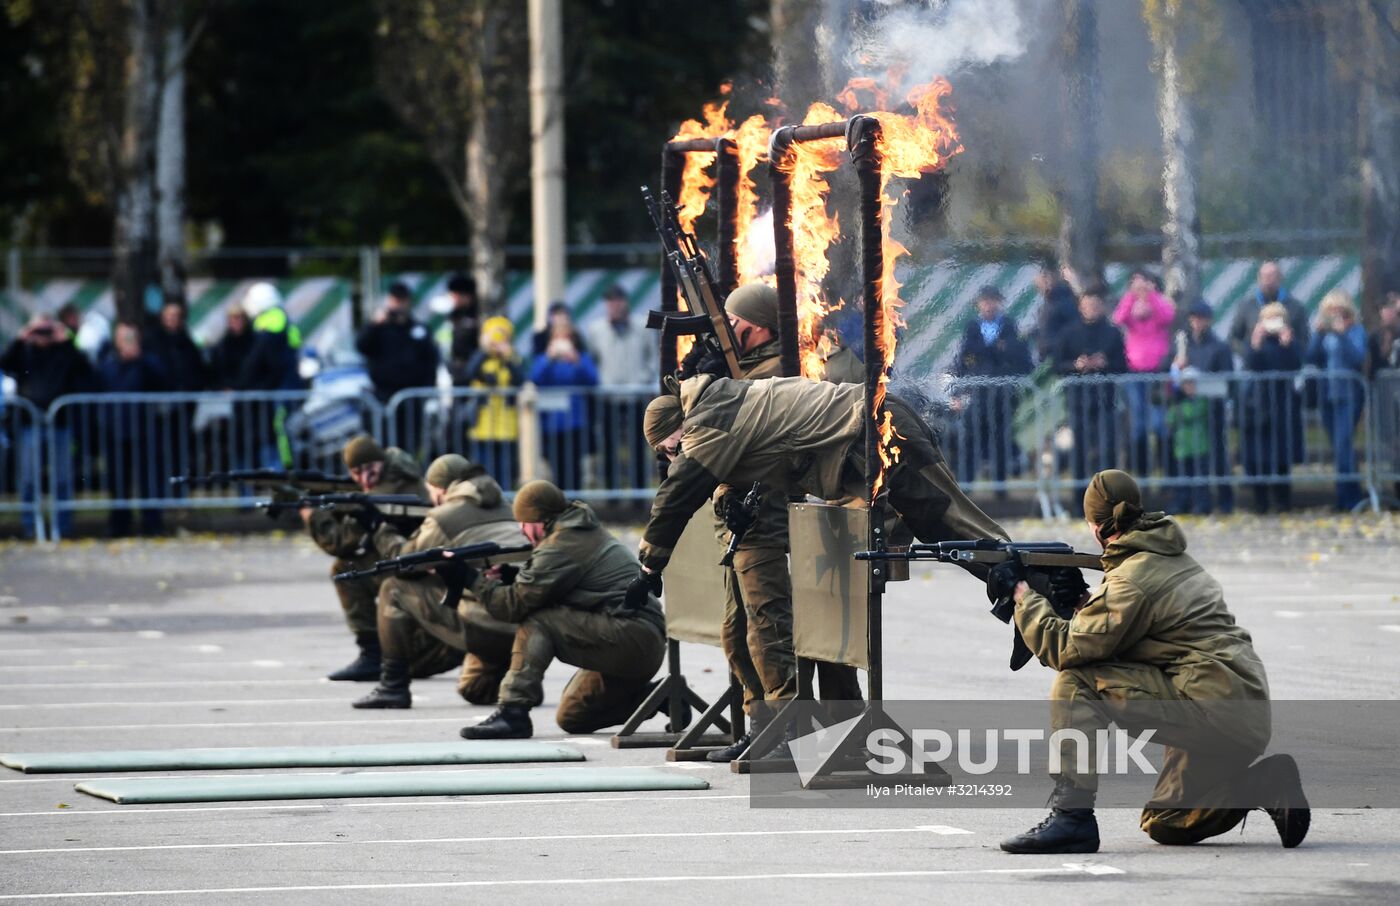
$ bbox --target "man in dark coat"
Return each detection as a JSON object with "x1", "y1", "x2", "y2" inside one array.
[
  {"x1": 0, "y1": 313, "x2": 96, "y2": 537},
  {"x1": 953, "y1": 284, "x2": 1034, "y2": 487},
  {"x1": 357, "y1": 281, "x2": 440, "y2": 451},
  {"x1": 1053, "y1": 285, "x2": 1128, "y2": 513},
  {"x1": 97, "y1": 323, "x2": 170, "y2": 536}
]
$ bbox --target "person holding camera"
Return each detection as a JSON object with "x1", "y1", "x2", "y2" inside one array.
[
  {"x1": 1241, "y1": 302, "x2": 1303, "y2": 513},
  {"x1": 1305, "y1": 291, "x2": 1368, "y2": 510},
  {"x1": 1, "y1": 313, "x2": 96, "y2": 537}
]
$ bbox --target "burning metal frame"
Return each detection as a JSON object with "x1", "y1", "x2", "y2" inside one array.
[{"x1": 612, "y1": 135, "x2": 745, "y2": 757}]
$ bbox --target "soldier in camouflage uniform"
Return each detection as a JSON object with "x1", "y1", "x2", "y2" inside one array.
[
  {"x1": 703, "y1": 284, "x2": 864, "y2": 761},
  {"x1": 352, "y1": 454, "x2": 529, "y2": 709},
  {"x1": 1000, "y1": 470, "x2": 1309, "y2": 854},
  {"x1": 305, "y1": 435, "x2": 427, "y2": 681},
  {"x1": 458, "y1": 481, "x2": 667, "y2": 739}
]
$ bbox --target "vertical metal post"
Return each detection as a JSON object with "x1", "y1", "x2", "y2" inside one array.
[
  {"x1": 714, "y1": 138, "x2": 740, "y2": 299},
  {"x1": 658, "y1": 149, "x2": 683, "y2": 385},
  {"x1": 768, "y1": 127, "x2": 801, "y2": 379},
  {"x1": 528, "y1": 0, "x2": 567, "y2": 333},
  {"x1": 849, "y1": 114, "x2": 885, "y2": 703}
]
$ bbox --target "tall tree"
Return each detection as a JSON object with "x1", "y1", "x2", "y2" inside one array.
[
  {"x1": 111, "y1": 0, "x2": 161, "y2": 323},
  {"x1": 156, "y1": 16, "x2": 186, "y2": 307},
  {"x1": 1359, "y1": 0, "x2": 1400, "y2": 328},
  {"x1": 1055, "y1": 0, "x2": 1104, "y2": 290},
  {"x1": 374, "y1": 0, "x2": 528, "y2": 309},
  {"x1": 1145, "y1": 0, "x2": 1201, "y2": 307}
]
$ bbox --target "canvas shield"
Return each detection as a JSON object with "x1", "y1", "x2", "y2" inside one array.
[
  {"x1": 660, "y1": 515, "x2": 728, "y2": 647},
  {"x1": 789, "y1": 502, "x2": 869, "y2": 670}
]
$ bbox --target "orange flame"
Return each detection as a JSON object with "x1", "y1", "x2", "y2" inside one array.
[
  {"x1": 776, "y1": 102, "x2": 847, "y2": 380},
  {"x1": 863, "y1": 77, "x2": 961, "y2": 494},
  {"x1": 667, "y1": 99, "x2": 731, "y2": 361},
  {"x1": 731, "y1": 114, "x2": 774, "y2": 286}
]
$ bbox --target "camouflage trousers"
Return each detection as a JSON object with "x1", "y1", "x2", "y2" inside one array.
[
  {"x1": 331, "y1": 554, "x2": 381, "y2": 636},
  {"x1": 377, "y1": 575, "x2": 519, "y2": 702},
  {"x1": 498, "y1": 607, "x2": 666, "y2": 734},
  {"x1": 721, "y1": 545, "x2": 862, "y2": 715},
  {"x1": 1051, "y1": 662, "x2": 1269, "y2": 845}
]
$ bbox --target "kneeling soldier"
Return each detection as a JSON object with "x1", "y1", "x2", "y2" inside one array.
[
  {"x1": 308, "y1": 434, "x2": 427, "y2": 682},
  {"x1": 458, "y1": 480, "x2": 667, "y2": 739},
  {"x1": 1000, "y1": 469, "x2": 1308, "y2": 853},
  {"x1": 352, "y1": 454, "x2": 527, "y2": 709}
]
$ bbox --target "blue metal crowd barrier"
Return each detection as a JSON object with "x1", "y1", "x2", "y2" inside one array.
[{"x1": 1, "y1": 371, "x2": 1394, "y2": 539}]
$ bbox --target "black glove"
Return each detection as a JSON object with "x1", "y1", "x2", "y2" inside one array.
[
  {"x1": 718, "y1": 491, "x2": 752, "y2": 535},
  {"x1": 623, "y1": 569, "x2": 663, "y2": 610},
  {"x1": 1046, "y1": 567, "x2": 1089, "y2": 618},
  {"x1": 494, "y1": 562, "x2": 520, "y2": 585},
  {"x1": 435, "y1": 559, "x2": 479, "y2": 611},
  {"x1": 348, "y1": 505, "x2": 384, "y2": 533},
  {"x1": 679, "y1": 340, "x2": 728, "y2": 379},
  {"x1": 985, "y1": 559, "x2": 1027, "y2": 619}
]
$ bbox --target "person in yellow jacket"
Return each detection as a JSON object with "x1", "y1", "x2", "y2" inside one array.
[
  {"x1": 999, "y1": 469, "x2": 1309, "y2": 854},
  {"x1": 457, "y1": 316, "x2": 522, "y2": 485}
]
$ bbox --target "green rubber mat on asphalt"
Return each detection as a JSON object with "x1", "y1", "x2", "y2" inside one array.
[
  {"x1": 0, "y1": 741, "x2": 583, "y2": 774},
  {"x1": 75, "y1": 767, "x2": 710, "y2": 804}
]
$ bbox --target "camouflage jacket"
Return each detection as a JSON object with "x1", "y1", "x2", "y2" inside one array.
[
  {"x1": 641, "y1": 375, "x2": 865, "y2": 571},
  {"x1": 306, "y1": 447, "x2": 426, "y2": 558},
  {"x1": 373, "y1": 474, "x2": 527, "y2": 567},
  {"x1": 472, "y1": 501, "x2": 665, "y2": 633}
]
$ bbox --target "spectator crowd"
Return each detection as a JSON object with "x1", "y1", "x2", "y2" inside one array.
[
  {"x1": 952, "y1": 260, "x2": 1400, "y2": 515},
  {"x1": 4, "y1": 261, "x2": 1400, "y2": 538}
]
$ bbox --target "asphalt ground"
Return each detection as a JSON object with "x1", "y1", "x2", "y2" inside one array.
[{"x1": 1, "y1": 513, "x2": 1398, "y2": 904}]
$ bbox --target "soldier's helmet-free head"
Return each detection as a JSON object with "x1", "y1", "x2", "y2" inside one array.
[
  {"x1": 513, "y1": 480, "x2": 567, "y2": 525},
  {"x1": 425, "y1": 453, "x2": 483, "y2": 491},
  {"x1": 643, "y1": 394, "x2": 684, "y2": 454},
  {"x1": 1083, "y1": 469, "x2": 1144, "y2": 540}
]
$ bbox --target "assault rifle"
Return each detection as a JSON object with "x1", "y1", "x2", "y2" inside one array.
[
  {"x1": 719, "y1": 482, "x2": 764, "y2": 568},
  {"x1": 641, "y1": 185, "x2": 743, "y2": 379},
  {"x1": 171, "y1": 469, "x2": 357, "y2": 494},
  {"x1": 856, "y1": 539, "x2": 1103, "y2": 672},
  {"x1": 256, "y1": 493, "x2": 430, "y2": 532},
  {"x1": 334, "y1": 540, "x2": 534, "y2": 611}
]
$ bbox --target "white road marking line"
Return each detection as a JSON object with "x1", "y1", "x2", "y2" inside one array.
[
  {"x1": 1274, "y1": 610, "x2": 1400, "y2": 619},
  {"x1": 0, "y1": 717, "x2": 474, "y2": 732},
  {"x1": 0, "y1": 826, "x2": 967, "y2": 855},
  {"x1": 0, "y1": 698, "x2": 370, "y2": 711},
  {"x1": 0, "y1": 793, "x2": 748, "y2": 818},
  {"x1": 1, "y1": 763, "x2": 712, "y2": 785},
  {"x1": 0, "y1": 864, "x2": 1125, "y2": 898},
  {"x1": 4, "y1": 679, "x2": 326, "y2": 689},
  {"x1": 916, "y1": 825, "x2": 974, "y2": 835},
  {"x1": 0, "y1": 645, "x2": 224, "y2": 656},
  {"x1": 1380, "y1": 626, "x2": 1400, "y2": 634},
  {"x1": 135, "y1": 630, "x2": 165, "y2": 639},
  {"x1": 0, "y1": 661, "x2": 290, "y2": 672}
]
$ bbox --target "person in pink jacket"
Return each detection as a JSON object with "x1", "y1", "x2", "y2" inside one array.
[{"x1": 1113, "y1": 270, "x2": 1177, "y2": 472}]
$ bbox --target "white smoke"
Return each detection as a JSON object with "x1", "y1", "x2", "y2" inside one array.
[{"x1": 850, "y1": 0, "x2": 1028, "y2": 91}]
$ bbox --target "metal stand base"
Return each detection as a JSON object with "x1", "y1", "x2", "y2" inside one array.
[{"x1": 610, "y1": 639, "x2": 736, "y2": 750}]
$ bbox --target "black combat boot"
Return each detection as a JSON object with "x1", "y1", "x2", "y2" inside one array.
[
  {"x1": 327, "y1": 632, "x2": 382, "y2": 682},
  {"x1": 1000, "y1": 776, "x2": 1100, "y2": 854},
  {"x1": 352, "y1": 657, "x2": 411, "y2": 709},
  {"x1": 1251, "y1": 753, "x2": 1311, "y2": 848},
  {"x1": 706, "y1": 729, "x2": 754, "y2": 763},
  {"x1": 460, "y1": 704, "x2": 534, "y2": 739}
]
